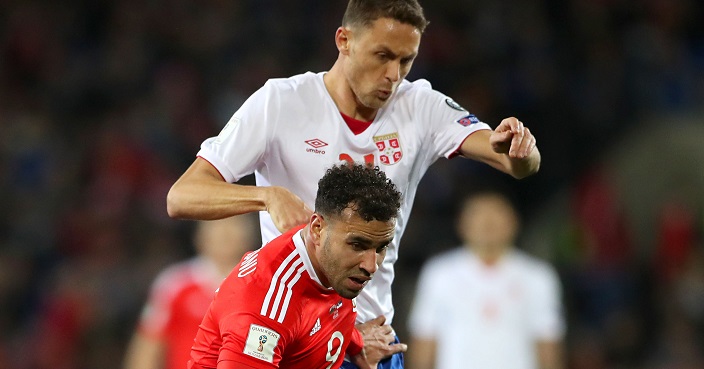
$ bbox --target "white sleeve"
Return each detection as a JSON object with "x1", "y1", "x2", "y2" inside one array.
[
  {"x1": 407, "y1": 260, "x2": 443, "y2": 339},
  {"x1": 412, "y1": 80, "x2": 492, "y2": 159},
  {"x1": 197, "y1": 81, "x2": 279, "y2": 182},
  {"x1": 529, "y1": 265, "x2": 565, "y2": 341}
]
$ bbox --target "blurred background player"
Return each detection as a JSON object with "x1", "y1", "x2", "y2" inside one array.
[
  {"x1": 407, "y1": 190, "x2": 565, "y2": 369},
  {"x1": 123, "y1": 215, "x2": 259, "y2": 369}
]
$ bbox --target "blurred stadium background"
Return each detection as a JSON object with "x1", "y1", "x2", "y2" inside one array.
[{"x1": 1, "y1": 0, "x2": 703, "y2": 368}]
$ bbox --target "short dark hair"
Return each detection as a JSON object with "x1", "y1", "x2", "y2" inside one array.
[
  {"x1": 342, "y1": 0, "x2": 429, "y2": 33},
  {"x1": 315, "y1": 163, "x2": 401, "y2": 222}
]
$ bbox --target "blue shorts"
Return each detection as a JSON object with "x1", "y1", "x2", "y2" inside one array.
[{"x1": 341, "y1": 336, "x2": 404, "y2": 369}]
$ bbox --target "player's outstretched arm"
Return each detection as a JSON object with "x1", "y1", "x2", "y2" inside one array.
[
  {"x1": 167, "y1": 158, "x2": 312, "y2": 232},
  {"x1": 406, "y1": 337, "x2": 435, "y2": 369},
  {"x1": 350, "y1": 316, "x2": 408, "y2": 369},
  {"x1": 122, "y1": 332, "x2": 164, "y2": 369},
  {"x1": 460, "y1": 117, "x2": 541, "y2": 179}
]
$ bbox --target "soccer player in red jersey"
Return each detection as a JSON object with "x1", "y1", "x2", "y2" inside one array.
[
  {"x1": 123, "y1": 215, "x2": 258, "y2": 369},
  {"x1": 188, "y1": 163, "x2": 402, "y2": 369}
]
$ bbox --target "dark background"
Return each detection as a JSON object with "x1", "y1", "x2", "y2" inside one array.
[{"x1": 1, "y1": 1, "x2": 703, "y2": 368}]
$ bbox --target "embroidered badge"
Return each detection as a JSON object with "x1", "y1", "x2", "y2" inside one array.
[
  {"x1": 456, "y1": 114, "x2": 479, "y2": 127},
  {"x1": 445, "y1": 98, "x2": 467, "y2": 112},
  {"x1": 373, "y1": 132, "x2": 403, "y2": 165},
  {"x1": 244, "y1": 324, "x2": 280, "y2": 363}
]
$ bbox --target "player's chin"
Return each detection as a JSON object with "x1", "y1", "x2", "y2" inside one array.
[
  {"x1": 361, "y1": 95, "x2": 387, "y2": 110},
  {"x1": 338, "y1": 278, "x2": 366, "y2": 298},
  {"x1": 338, "y1": 289, "x2": 361, "y2": 299}
]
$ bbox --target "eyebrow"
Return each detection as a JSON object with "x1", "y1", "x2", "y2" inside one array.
[
  {"x1": 348, "y1": 235, "x2": 394, "y2": 249},
  {"x1": 378, "y1": 46, "x2": 417, "y2": 61},
  {"x1": 348, "y1": 235, "x2": 373, "y2": 246}
]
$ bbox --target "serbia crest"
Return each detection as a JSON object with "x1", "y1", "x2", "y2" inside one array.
[{"x1": 373, "y1": 132, "x2": 403, "y2": 165}]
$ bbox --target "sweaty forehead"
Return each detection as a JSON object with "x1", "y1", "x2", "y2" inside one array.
[
  {"x1": 355, "y1": 18, "x2": 420, "y2": 48},
  {"x1": 328, "y1": 208, "x2": 396, "y2": 239}
]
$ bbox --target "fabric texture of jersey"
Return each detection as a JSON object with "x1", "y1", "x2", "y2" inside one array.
[
  {"x1": 137, "y1": 257, "x2": 222, "y2": 369},
  {"x1": 408, "y1": 248, "x2": 565, "y2": 369},
  {"x1": 197, "y1": 71, "x2": 491, "y2": 324},
  {"x1": 188, "y1": 226, "x2": 363, "y2": 369}
]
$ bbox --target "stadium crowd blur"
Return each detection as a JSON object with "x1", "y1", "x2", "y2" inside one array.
[{"x1": 1, "y1": 1, "x2": 703, "y2": 368}]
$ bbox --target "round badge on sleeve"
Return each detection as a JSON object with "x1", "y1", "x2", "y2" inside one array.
[{"x1": 445, "y1": 98, "x2": 467, "y2": 112}]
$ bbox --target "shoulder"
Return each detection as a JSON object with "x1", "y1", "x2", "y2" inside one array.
[
  {"x1": 393, "y1": 78, "x2": 471, "y2": 115},
  {"x1": 510, "y1": 250, "x2": 560, "y2": 284},
  {"x1": 263, "y1": 72, "x2": 323, "y2": 96},
  {"x1": 395, "y1": 78, "x2": 433, "y2": 99},
  {"x1": 422, "y1": 248, "x2": 468, "y2": 275},
  {"x1": 150, "y1": 258, "x2": 200, "y2": 291},
  {"x1": 233, "y1": 232, "x2": 299, "y2": 284}
]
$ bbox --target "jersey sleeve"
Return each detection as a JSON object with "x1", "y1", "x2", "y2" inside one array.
[
  {"x1": 203, "y1": 260, "x2": 297, "y2": 369},
  {"x1": 346, "y1": 326, "x2": 364, "y2": 357},
  {"x1": 197, "y1": 81, "x2": 280, "y2": 182},
  {"x1": 528, "y1": 265, "x2": 565, "y2": 341},
  {"x1": 217, "y1": 311, "x2": 291, "y2": 369},
  {"x1": 411, "y1": 79, "x2": 491, "y2": 159},
  {"x1": 406, "y1": 259, "x2": 444, "y2": 339}
]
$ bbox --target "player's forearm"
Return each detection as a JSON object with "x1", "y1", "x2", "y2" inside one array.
[
  {"x1": 122, "y1": 334, "x2": 164, "y2": 369},
  {"x1": 536, "y1": 340, "x2": 564, "y2": 369},
  {"x1": 406, "y1": 338, "x2": 436, "y2": 369},
  {"x1": 167, "y1": 180, "x2": 268, "y2": 220}
]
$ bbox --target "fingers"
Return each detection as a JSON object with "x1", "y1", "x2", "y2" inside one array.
[
  {"x1": 268, "y1": 187, "x2": 314, "y2": 232},
  {"x1": 509, "y1": 127, "x2": 536, "y2": 158},
  {"x1": 501, "y1": 117, "x2": 535, "y2": 159},
  {"x1": 370, "y1": 315, "x2": 386, "y2": 326},
  {"x1": 388, "y1": 343, "x2": 408, "y2": 354}
]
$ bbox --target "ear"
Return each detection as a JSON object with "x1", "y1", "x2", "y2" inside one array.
[
  {"x1": 310, "y1": 213, "x2": 324, "y2": 243},
  {"x1": 335, "y1": 27, "x2": 351, "y2": 55}
]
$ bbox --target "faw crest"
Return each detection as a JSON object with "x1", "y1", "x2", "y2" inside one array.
[{"x1": 373, "y1": 132, "x2": 403, "y2": 165}]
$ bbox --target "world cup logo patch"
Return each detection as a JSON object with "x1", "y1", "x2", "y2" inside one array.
[
  {"x1": 373, "y1": 132, "x2": 403, "y2": 165},
  {"x1": 244, "y1": 324, "x2": 280, "y2": 362},
  {"x1": 258, "y1": 335, "x2": 267, "y2": 352}
]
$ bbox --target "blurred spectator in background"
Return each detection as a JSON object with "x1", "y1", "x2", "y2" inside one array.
[
  {"x1": 123, "y1": 215, "x2": 258, "y2": 369},
  {"x1": 407, "y1": 190, "x2": 564, "y2": 369}
]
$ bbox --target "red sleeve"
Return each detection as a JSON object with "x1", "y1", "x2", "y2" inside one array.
[
  {"x1": 217, "y1": 360, "x2": 262, "y2": 369},
  {"x1": 346, "y1": 327, "x2": 364, "y2": 357}
]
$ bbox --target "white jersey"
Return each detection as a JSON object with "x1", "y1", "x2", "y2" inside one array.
[
  {"x1": 408, "y1": 248, "x2": 565, "y2": 369},
  {"x1": 197, "y1": 71, "x2": 490, "y2": 324}
]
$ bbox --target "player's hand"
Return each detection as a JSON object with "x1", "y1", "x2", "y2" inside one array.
[
  {"x1": 489, "y1": 117, "x2": 536, "y2": 159},
  {"x1": 350, "y1": 316, "x2": 407, "y2": 369},
  {"x1": 264, "y1": 186, "x2": 313, "y2": 233}
]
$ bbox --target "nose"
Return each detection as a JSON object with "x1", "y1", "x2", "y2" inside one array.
[
  {"x1": 385, "y1": 60, "x2": 400, "y2": 83},
  {"x1": 359, "y1": 249, "x2": 379, "y2": 275}
]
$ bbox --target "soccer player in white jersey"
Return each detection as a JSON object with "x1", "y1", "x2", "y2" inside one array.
[
  {"x1": 167, "y1": 1, "x2": 541, "y2": 368},
  {"x1": 407, "y1": 191, "x2": 565, "y2": 369}
]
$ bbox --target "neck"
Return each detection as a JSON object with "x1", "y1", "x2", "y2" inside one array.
[
  {"x1": 325, "y1": 58, "x2": 378, "y2": 122},
  {"x1": 471, "y1": 244, "x2": 508, "y2": 265},
  {"x1": 215, "y1": 262, "x2": 233, "y2": 279}
]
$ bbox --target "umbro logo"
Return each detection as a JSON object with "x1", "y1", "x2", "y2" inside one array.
[
  {"x1": 305, "y1": 138, "x2": 328, "y2": 155},
  {"x1": 309, "y1": 318, "x2": 321, "y2": 336},
  {"x1": 305, "y1": 138, "x2": 328, "y2": 148}
]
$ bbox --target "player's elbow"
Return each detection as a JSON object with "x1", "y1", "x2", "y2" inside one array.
[{"x1": 166, "y1": 185, "x2": 187, "y2": 219}]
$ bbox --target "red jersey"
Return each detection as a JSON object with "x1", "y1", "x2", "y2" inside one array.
[
  {"x1": 138, "y1": 258, "x2": 222, "y2": 369},
  {"x1": 188, "y1": 226, "x2": 363, "y2": 369}
]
